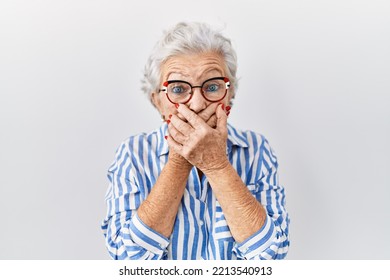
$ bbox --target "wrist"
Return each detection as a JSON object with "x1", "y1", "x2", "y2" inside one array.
[
  {"x1": 202, "y1": 157, "x2": 231, "y2": 177},
  {"x1": 168, "y1": 152, "x2": 193, "y2": 171}
]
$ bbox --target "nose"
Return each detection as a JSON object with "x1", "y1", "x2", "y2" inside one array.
[{"x1": 187, "y1": 87, "x2": 207, "y2": 113}]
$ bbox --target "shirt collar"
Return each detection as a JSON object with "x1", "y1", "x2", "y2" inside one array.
[
  {"x1": 157, "y1": 122, "x2": 249, "y2": 157},
  {"x1": 226, "y1": 123, "x2": 249, "y2": 148}
]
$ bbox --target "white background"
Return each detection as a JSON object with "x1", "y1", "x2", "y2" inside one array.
[{"x1": 0, "y1": 0, "x2": 389, "y2": 259}]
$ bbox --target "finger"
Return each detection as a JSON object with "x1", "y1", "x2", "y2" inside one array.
[
  {"x1": 216, "y1": 103, "x2": 228, "y2": 134},
  {"x1": 170, "y1": 114, "x2": 194, "y2": 135},
  {"x1": 166, "y1": 133, "x2": 184, "y2": 155},
  {"x1": 176, "y1": 104, "x2": 206, "y2": 129},
  {"x1": 197, "y1": 102, "x2": 219, "y2": 122},
  {"x1": 167, "y1": 122, "x2": 188, "y2": 145},
  {"x1": 206, "y1": 114, "x2": 217, "y2": 128},
  {"x1": 174, "y1": 113, "x2": 187, "y2": 122},
  {"x1": 167, "y1": 112, "x2": 187, "y2": 123}
]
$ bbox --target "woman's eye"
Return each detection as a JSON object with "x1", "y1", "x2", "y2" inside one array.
[
  {"x1": 206, "y1": 84, "x2": 219, "y2": 92},
  {"x1": 171, "y1": 86, "x2": 184, "y2": 94}
]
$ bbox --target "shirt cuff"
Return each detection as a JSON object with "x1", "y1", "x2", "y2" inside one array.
[
  {"x1": 233, "y1": 214, "x2": 277, "y2": 259},
  {"x1": 127, "y1": 213, "x2": 170, "y2": 255}
]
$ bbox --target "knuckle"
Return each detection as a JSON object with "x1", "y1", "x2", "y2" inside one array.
[
  {"x1": 198, "y1": 126, "x2": 208, "y2": 136},
  {"x1": 171, "y1": 129, "x2": 180, "y2": 139},
  {"x1": 176, "y1": 121, "x2": 187, "y2": 131},
  {"x1": 188, "y1": 113, "x2": 198, "y2": 124},
  {"x1": 197, "y1": 111, "x2": 206, "y2": 120},
  {"x1": 182, "y1": 148, "x2": 191, "y2": 159}
]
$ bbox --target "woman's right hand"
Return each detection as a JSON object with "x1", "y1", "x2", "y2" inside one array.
[
  {"x1": 167, "y1": 102, "x2": 221, "y2": 169},
  {"x1": 173, "y1": 102, "x2": 221, "y2": 127}
]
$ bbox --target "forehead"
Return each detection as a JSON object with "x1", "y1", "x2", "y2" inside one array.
[{"x1": 161, "y1": 52, "x2": 226, "y2": 81}]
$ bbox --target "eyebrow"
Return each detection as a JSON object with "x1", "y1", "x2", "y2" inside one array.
[
  {"x1": 167, "y1": 68, "x2": 224, "y2": 82},
  {"x1": 195, "y1": 67, "x2": 224, "y2": 80},
  {"x1": 165, "y1": 70, "x2": 191, "y2": 80}
]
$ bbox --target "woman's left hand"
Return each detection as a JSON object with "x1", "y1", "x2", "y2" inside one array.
[{"x1": 167, "y1": 104, "x2": 229, "y2": 174}]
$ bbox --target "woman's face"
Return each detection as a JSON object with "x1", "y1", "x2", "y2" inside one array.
[{"x1": 151, "y1": 52, "x2": 232, "y2": 120}]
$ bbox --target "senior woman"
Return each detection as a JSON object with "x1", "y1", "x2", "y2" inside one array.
[{"x1": 101, "y1": 22, "x2": 290, "y2": 260}]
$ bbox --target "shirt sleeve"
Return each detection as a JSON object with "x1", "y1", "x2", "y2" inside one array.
[
  {"x1": 101, "y1": 140, "x2": 169, "y2": 260},
  {"x1": 233, "y1": 136, "x2": 290, "y2": 260}
]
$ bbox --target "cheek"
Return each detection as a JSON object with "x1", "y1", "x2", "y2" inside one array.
[
  {"x1": 224, "y1": 95, "x2": 232, "y2": 106},
  {"x1": 160, "y1": 102, "x2": 179, "y2": 118}
]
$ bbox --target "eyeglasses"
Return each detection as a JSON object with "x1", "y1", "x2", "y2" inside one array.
[{"x1": 159, "y1": 77, "x2": 230, "y2": 104}]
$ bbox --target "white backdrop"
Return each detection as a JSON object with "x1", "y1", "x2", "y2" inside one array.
[{"x1": 1, "y1": 0, "x2": 389, "y2": 259}]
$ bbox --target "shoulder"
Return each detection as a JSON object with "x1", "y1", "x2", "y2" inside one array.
[
  {"x1": 107, "y1": 126, "x2": 165, "y2": 177},
  {"x1": 110, "y1": 126, "x2": 165, "y2": 166},
  {"x1": 119, "y1": 126, "x2": 164, "y2": 152},
  {"x1": 227, "y1": 123, "x2": 268, "y2": 148}
]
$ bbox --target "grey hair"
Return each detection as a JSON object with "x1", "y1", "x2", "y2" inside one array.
[{"x1": 141, "y1": 22, "x2": 238, "y2": 103}]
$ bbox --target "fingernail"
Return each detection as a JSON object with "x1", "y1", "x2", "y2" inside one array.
[
  {"x1": 226, "y1": 111, "x2": 231, "y2": 116},
  {"x1": 169, "y1": 114, "x2": 172, "y2": 119},
  {"x1": 164, "y1": 136, "x2": 168, "y2": 140},
  {"x1": 226, "y1": 106, "x2": 231, "y2": 111},
  {"x1": 166, "y1": 120, "x2": 170, "y2": 124},
  {"x1": 175, "y1": 103, "x2": 179, "y2": 109}
]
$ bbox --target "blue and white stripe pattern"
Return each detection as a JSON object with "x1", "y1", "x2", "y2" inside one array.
[{"x1": 101, "y1": 123, "x2": 290, "y2": 260}]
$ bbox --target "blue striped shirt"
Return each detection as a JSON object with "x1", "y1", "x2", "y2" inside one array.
[{"x1": 101, "y1": 123, "x2": 290, "y2": 260}]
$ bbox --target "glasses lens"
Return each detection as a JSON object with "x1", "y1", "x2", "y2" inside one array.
[
  {"x1": 167, "y1": 82, "x2": 191, "y2": 103},
  {"x1": 202, "y1": 78, "x2": 226, "y2": 101}
]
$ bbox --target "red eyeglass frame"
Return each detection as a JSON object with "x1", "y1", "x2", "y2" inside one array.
[{"x1": 159, "y1": 77, "x2": 230, "y2": 104}]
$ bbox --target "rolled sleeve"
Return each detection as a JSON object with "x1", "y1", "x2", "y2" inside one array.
[
  {"x1": 124, "y1": 213, "x2": 170, "y2": 255},
  {"x1": 233, "y1": 214, "x2": 277, "y2": 259}
]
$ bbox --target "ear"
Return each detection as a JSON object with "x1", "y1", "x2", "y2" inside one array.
[
  {"x1": 227, "y1": 88, "x2": 235, "y2": 105},
  {"x1": 151, "y1": 92, "x2": 162, "y2": 111}
]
